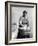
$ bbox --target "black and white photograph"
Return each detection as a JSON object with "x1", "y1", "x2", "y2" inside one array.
[{"x1": 5, "y1": 1, "x2": 37, "y2": 44}]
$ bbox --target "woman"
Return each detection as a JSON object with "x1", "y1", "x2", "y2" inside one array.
[{"x1": 17, "y1": 10, "x2": 30, "y2": 38}]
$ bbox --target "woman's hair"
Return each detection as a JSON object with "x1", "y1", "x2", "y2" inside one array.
[{"x1": 23, "y1": 10, "x2": 27, "y2": 17}]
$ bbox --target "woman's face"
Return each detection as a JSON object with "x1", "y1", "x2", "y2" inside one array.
[{"x1": 24, "y1": 13, "x2": 27, "y2": 18}]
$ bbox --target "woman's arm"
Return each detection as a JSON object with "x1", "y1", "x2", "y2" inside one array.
[{"x1": 19, "y1": 17, "x2": 24, "y2": 27}]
